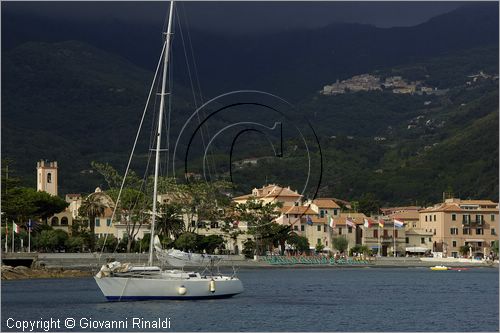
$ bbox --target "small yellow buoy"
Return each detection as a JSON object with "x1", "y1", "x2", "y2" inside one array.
[
  {"x1": 209, "y1": 279, "x2": 216, "y2": 293},
  {"x1": 178, "y1": 285, "x2": 187, "y2": 295}
]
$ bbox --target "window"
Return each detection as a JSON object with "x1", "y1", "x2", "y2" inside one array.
[
  {"x1": 429, "y1": 237, "x2": 432, "y2": 242},
  {"x1": 95, "y1": 218, "x2": 100, "y2": 227},
  {"x1": 394, "y1": 230, "x2": 398, "y2": 238},
  {"x1": 317, "y1": 238, "x2": 321, "y2": 245},
  {"x1": 463, "y1": 227, "x2": 470, "y2": 235},
  {"x1": 451, "y1": 214, "x2": 456, "y2": 221},
  {"x1": 60, "y1": 217, "x2": 68, "y2": 226},
  {"x1": 333, "y1": 209, "x2": 338, "y2": 216},
  {"x1": 462, "y1": 214, "x2": 470, "y2": 224},
  {"x1": 425, "y1": 216, "x2": 427, "y2": 222},
  {"x1": 338, "y1": 227, "x2": 342, "y2": 235},
  {"x1": 405, "y1": 237, "x2": 409, "y2": 244},
  {"x1": 433, "y1": 229, "x2": 436, "y2": 235},
  {"x1": 412, "y1": 222, "x2": 417, "y2": 228},
  {"x1": 106, "y1": 218, "x2": 111, "y2": 226},
  {"x1": 51, "y1": 217, "x2": 59, "y2": 226},
  {"x1": 478, "y1": 242, "x2": 482, "y2": 247},
  {"x1": 373, "y1": 230, "x2": 378, "y2": 238},
  {"x1": 421, "y1": 237, "x2": 425, "y2": 244},
  {"x1": 476, "y1": 228, "x2": 483, "y2": 235},
  {"x1": 476, "y1": 215, "x2": 484, "y2": 224},
  {"x1": 317, "y1": 225, "x2": 321, "y2": 231},
  {"x1": 348, "y1": 227, "x2": 352, "y2": 233},
  {"x1": 191, "y1": 221, "x2": 196, "y2": 227},
  {"x1": 451, "y1": 252, "x2": 458, "y2": 258},
  {"x1": 434, "y1": 215, "x2": 437, "y2": 221},
  {"x1": 210, "y1": 221, "x2": 219, "y2": 228},
  {"x1": 491, "y1": 214, "x2": 495, "y2": 221},
  {"x1": 301, "y1": 225, "x2": 305, "y2": 232},
  {"x1": 324, "y1": 225, "x2": 327, "y2": 232},
  {"x1": 452, "y1": 241, "x2": 457, "y2": 247},
  {"x1": 492, "y1": 228, "x2": 496, "y2": 235},
  {"x1": 383, "y1": 230, "x2": 388, "y2": 237},
  {"x1": 294, "y1": 225, "x2": 298, "y2": 231},
  {"x1": 47, "y1": 173, "x2": 52, "y2": 183},
  {"x1": 320, "y1": 210, "x2": 325, "y2": 218},
  {"x1": 450, "y1": 228, "x2": 458, "y2": 235}
]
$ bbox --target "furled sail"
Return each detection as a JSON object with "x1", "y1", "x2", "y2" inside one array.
[{"x1": 154, "y1": 236, "x2": 220, "y2": 267}]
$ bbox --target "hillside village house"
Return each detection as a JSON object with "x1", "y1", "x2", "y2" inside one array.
[{"x1": 419, "y1": 198, "x2": 499, "y2": 258}]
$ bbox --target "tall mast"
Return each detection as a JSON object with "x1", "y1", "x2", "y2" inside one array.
[{"x1": 149, "y1": 0, "x2": 175, "y2": 266}]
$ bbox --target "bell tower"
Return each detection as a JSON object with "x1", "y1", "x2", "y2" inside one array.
[{"x1": 37, "y1": 160, "x2": 58, "y2": 196}]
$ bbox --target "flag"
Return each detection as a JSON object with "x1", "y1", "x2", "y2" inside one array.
[
  {"x1": 393, "y1": 219, "x2": 404, "y2": 228},
  {"x1": 306, "y1": 216, "x2": 313, "y2": 225},
  {"x1": 345, "y1": 217, "x2": 356, "y2": 228},
  {"x1": 364, "y1": 218, "x2": 374, "y2": 228},
  {"x1": 328, "y1": 215, "x2": 335, "y2": 228},
  {"x1": 13, "y1": 222, "x2": 20, "y2": 234},
  {"x1": 378, "y1": 219, "x2": 385, "y2": 228}
]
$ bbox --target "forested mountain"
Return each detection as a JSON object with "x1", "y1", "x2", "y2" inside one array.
[{"x1": 2, "y1": 3, "x2": 498, "y2": 205}]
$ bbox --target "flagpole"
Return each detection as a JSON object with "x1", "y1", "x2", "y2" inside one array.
[
  {"x1": 378, "y1": 219, "x2": 381, "y2": 257},
  {"x1": 28, "y1": 220, "x2": 31, "y2": 253},
  {"x1": 393, "y1": 221, "x2": 396, "y2": 257},
  {"x1": 11, "y1": 222, "x2": 14, "y2": 253},
  {"x1": 5, "y1": 222, "x2": 8, "y2": 253}
]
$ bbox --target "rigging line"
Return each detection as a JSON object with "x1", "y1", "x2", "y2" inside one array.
[
  {"x1": 181, "y1": 2, "x2": 218, "y2": 179},
  {"x1": 164, "y1": 18, "x2": 175, "y2": 178},
  {"x1": 99, "y1": 41, "x2": 167, "y2": 259},
  {"x1": 181, "y1": 1, "x2": 204, "y2": 104},
  {"x1": 176, "y1": 8, "x2": 213, "y2": 180}
]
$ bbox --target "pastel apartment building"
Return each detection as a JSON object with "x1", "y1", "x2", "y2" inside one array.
[{"x1": 419, "y1": 198, "x2": 499, "y2": 258}]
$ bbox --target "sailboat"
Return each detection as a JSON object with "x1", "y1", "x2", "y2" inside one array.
[{"x1": 94, "y1": 0, "x2": 244, "y2": 301}]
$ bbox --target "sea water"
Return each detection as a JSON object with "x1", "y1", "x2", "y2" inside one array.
[{"x1": 2, "y1": 267, "x2": 498, "y2": 331}]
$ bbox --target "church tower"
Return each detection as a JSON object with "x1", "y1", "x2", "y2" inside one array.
[{"x1": 37, "y1": 160, "x2": 58, "y2": 196}]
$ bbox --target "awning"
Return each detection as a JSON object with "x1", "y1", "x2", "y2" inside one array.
[
  {"x1": 465, "y1": 239, "x2": 485, "y2": 242},
  {"x1": 406, "y1": 246, "x2": 429, "y2": 253}
]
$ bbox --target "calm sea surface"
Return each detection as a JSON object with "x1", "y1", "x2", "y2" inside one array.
[{"x1": 2, "y1": 267, "x2": 498, "y2": 332}]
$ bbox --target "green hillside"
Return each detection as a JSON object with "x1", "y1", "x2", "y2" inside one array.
[{"x1": 2, "y1": 41, "x2": 498, "y2": 205}]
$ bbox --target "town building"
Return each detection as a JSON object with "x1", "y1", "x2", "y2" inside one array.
[
  {"x1": 419, "y1": 198, "x2": 499, "y2": 258},
  {"x1": 37, "y1": 160, "x2": 58, "y2": 196},
  {"x1": 39, "y1": 161, "x2": 149, "y2": 242},
  {"x1": 233, "y1": 184, "x2": 303, "y2": 206}
]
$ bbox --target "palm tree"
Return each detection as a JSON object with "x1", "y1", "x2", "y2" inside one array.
[
  {"x1": 271, "y1": 224, "x2": 292, "y2": 255},
  {"x1": 157, "y1": 203, "x2": 185, "y2": 241},
  {"x1": 79, "y1": 194, "x2": 106, "y2": 251}
]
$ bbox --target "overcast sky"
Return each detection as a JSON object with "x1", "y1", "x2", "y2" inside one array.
[{"x1": 5, "y1": 1, "x2": 466, "y2": 33}]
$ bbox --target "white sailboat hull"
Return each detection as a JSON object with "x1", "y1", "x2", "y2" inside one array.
[{"x1": 95, "y1": 273, "x2": 244, "y2": 301}]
